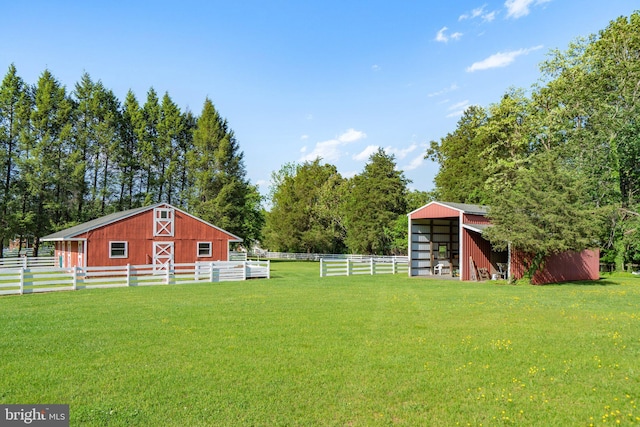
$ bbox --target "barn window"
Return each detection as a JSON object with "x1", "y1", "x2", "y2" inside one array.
[
  {"x1": 197, "y1": 242, "x2": 212, "y2": 257},
  {"x1": 109, "y1": 241, "x2": 128, "y2": 258},
  {"x1": 154, "y1": 208, "x2": 174, "y2": 236}
]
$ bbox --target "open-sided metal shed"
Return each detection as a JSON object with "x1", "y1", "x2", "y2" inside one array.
[{"x1": 408, "y1": 201, "x2": 599, "y2": 284}]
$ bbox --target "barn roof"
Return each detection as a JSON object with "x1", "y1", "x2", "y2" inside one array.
[{"x1": 41, "y1": 203, "x2": 243, "y2": 242}]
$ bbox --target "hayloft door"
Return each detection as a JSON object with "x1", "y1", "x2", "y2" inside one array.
[
  {"x1": 154, "y1": 208, "x2": 174, "y2": 237},
  {"x1": 153, "y1": 242, "x2": 174, "y2": 272}
]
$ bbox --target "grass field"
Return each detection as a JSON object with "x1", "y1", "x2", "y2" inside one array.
[{"x1": 1, "y1": 261, "x2": 639, "y2": 426}]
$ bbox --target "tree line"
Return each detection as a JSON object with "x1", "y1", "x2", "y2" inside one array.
[
  {"x1": 427, "y1": 11, "x2": 640, "y2": 273},
  {"x1": 5, "y1": 12, "x2": 636, "y2": 263},
  {"x1": 263, "y1": 151, "x2": 432, "y2": 255},
  {"x1": 0, "y1": 66, "x2": 263, "y2": 256}
]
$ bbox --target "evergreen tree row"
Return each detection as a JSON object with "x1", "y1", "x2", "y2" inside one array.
[{"x1": 0, "y1": 66, "x2": 263, "y2": 255}]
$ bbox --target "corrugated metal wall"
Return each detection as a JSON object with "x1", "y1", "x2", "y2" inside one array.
[
  {"x1": 461, "y1": 228, "x2": 492, "y2": 281},
  {"x1": 510, "y1": 248, "x2": 600, "y2": 284},
  {"x1": 462, "y1": 214, "x2": 492, "y2": 225},
  {"x1": 410, "y1": 203, "x2": 461, "y2": 219}
]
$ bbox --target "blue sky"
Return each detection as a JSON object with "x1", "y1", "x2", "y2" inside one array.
[{"x1": 1, "y1": 1, "x2": 638, "y2": 199}]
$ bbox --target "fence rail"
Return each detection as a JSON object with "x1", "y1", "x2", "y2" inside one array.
[
  {"x1": 0, "y1": 261, "x2": 270, "y2": 296},
  {"x1": 0, "y1": 256, "x2": 57, "y2": 269},
  {"x1": 320, "y1": 257, "x2": 408, "y2": 277},
  {"x1": 250, "y1": 250, "x2": 407, "y2": 262}
]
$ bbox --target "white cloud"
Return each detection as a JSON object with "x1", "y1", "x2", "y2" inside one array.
[
  {"x1": 446, "y1": 100, "x2": 470, "y2": 118},
  {"x1": 337, "y1": 128, "x2": 366, "y2": 143},
  {"x1": 385, "y1": 143, "x2": 418, "y2": 160},
  {"x1": 427, "y1": 83, "x2": 458, "y2": 98},
  {"x1": 505, "y1": 0, "x2": 551, "y2": 19},
  {"x1": 300, "y1": 146, "x2": 307, "y2": 153},
  {"x1": 436, "y1": 27, "x2": 462, "y2": 43},
  {"x1": 459, "y1": 5, "x2": 497, "y2": 22},
  {"x1": 353, "y1": 145, "x2": 380, "y2": 162},
  {"x1": 299, "y1": 128, "x2": 367, "y2": 163},
  {"x1": 436, "y1": 27, "x2": 463, "y2": 43},
  {"x1": 299, "y1": 139, "x2": 343, "y2": 163},
  {"x1": 403, "y1": 154, "x2": 425, "y2": 171},
  {"x1": 466, "y1": 45, "x2": 543, "y2": 72},
  {"x1": 372, "y1": 64, "x2": 381, "y2": 71},
  {"x1": 256, "y1": 179, "x2": 268, "y2": 188},
  {"x1": 300, "y1": 134, "x2": 309, "y2": 140},
  {"x1": 484, "y1": 11, "x2": 496, "y2": 22},
  {"x1": 435, "y1": 27, "x2": 449, "y2": 42}
]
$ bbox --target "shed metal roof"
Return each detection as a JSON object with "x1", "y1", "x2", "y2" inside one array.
[{"x1": 436, "y1": 201, "x2": 489, "y2": 216}]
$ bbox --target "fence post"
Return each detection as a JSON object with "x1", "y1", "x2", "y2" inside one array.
[
  {"x1": 209, "y1": 262, "x2": 215, "y2": 282},
  {"x1": 347, "y1": 259, "x2": 351, "y2": 276},
  {"x1": 23, "y1": 257, "x2": 28, "y2": 269},
  {"x1": 126, "y1": 264, "x2": 131, "y2": 286},
  {"x1": 392, "y1": 258, "x2": 396, "y2": 274},
  {"x1": 370, "y1": 258, "x2": 374, "y2": 275},
  {"x1": 267, "y1": 260, "x2": 271, "y2": 279},
  {"x1": 320, "y1": 258, "x2": 324, "y2": 277},
  {"x1": 19, "y1": 267, "x2": 24, "y2": 295},
  {"x1": 243, "y1": 261, "x2": 247, "y2": 280},
  {"x1": 72, "y1": 266, "x2": 78, "y2": 290},
  {"x1": 165, "y1": 265, "x2": 171, "y2": 285}
]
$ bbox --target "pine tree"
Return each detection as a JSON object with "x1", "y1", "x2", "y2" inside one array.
[
  {"x1": 0, "y1": 64, "x2": 29, "y2": 255},
  {"x1": 188, "y1": 98, "x2": 261, "y2": 240},
  {"x1": 343, "y1": 149, "x2": 408, "y2": 255},
  {"x1": 118, "y1": 90, "x2": 144, "y2": 209},
  {"x1": 20, "y1": 70, "x2": 74, "y2": 254}
]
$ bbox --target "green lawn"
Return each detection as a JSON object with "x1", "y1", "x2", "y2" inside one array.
[{"x1": 0, "y1": 261, "x2": 639, "y2": 426}]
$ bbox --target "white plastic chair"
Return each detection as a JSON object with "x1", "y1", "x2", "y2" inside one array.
[{"x1": 434, "y1": 263, "x2": 444, "y2": 275}]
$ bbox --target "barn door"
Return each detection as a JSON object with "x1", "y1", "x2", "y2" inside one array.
[{"x1": 153, "y1": 242, "x2": 174, "y2": 272}]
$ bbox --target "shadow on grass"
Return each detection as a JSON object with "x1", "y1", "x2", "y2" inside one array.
[{"x1": 544, "y1": 277, "x2": 622, "y2": 287}]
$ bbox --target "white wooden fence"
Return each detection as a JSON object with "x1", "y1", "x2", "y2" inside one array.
[
  {"x1": 0, "y1": 261, "x2": 270, "y2": 296},
  {"x1": 0, "y1": 256, "x2": 57, "y2": 269},
  {"x1": 251, "y1": 251, "x2": 407, "y2": 262},
  {"x1": 320, "y1": 257, "x2": 408, "y2": 277}
]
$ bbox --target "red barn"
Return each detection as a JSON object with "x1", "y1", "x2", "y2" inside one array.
[
  {"x1": 41, "y1": 203, "x2": 242, "y2": 269},
  {"x1": 408, "y1": 201, "x2": 599, "y2": 284}
]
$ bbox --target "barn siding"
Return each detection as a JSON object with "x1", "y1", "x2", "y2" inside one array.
[
  {"x1": 461, "y1": 228, "x2": 492, "y2": 281},
  {"x1": 410, "y1": 203, "x2": 461, "y2": 219},
  {"x1": 462, "y1": 214, "x2": 491, "y2": 225},
  {"x1": 510, "y1": 248, "x2": 600, "y2": 285},
  {"x1": 76, "y1": 208, "x2": 235, "y2": 266}
]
